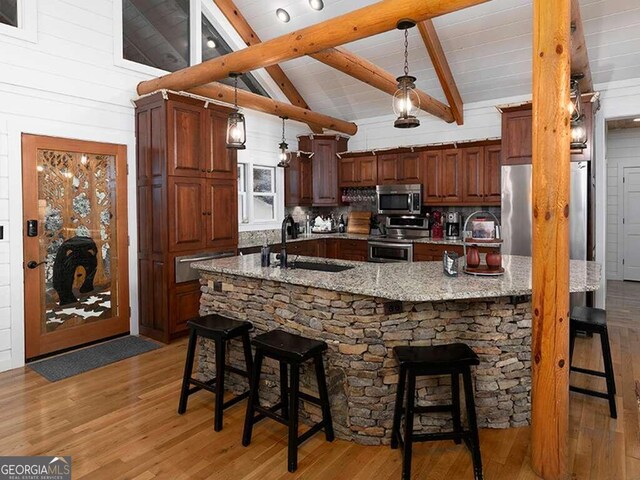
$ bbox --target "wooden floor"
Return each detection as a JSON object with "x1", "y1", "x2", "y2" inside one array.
[{"x1": 0, "y1": 281, "x2": 638, "y2": 480}]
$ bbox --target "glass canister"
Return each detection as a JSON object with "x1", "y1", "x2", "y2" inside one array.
[{"x1": 443, "y1": 250, "x2": 459, "y2": 277}]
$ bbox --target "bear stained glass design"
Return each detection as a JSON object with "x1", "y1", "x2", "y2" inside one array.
[{"x1": 37, "y1": 149, "x2": 119, "y2": 332}]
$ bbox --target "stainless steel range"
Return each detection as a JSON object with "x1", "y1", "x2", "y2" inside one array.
[{"x1": 367, "y1": 216, "x2": 430, "y2": 263}]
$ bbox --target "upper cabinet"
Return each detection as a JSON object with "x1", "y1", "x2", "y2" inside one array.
[
  {"x1": 167, "y1": 101, "x2": 205, "y2": 177},
  {"x1": 422, "y1": 144, "x2": 501, "y2": 206},
  {"x1": 501, "y1": 102, "x2": 593, "y2": 165},
  {"x1": 339, "y1": 155, "x2": 377, "y2": 187},
  {"x1": 287, "y1": 135, "x2": 349, "y2": 207},
  {"x1": 376, "y1": 152, "x2": 422, "y2": 185}
]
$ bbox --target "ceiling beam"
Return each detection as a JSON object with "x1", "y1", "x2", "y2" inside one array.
[
  {"x1": 188, "y1": 82, "x2": 358, "y2": 135},
  {"x1": 417, "y1": 19, "x2": 464, "y2": 125},
  {"x1": 211, "y1": 0, "x2": 323, "y2": 133},
  {"x1": 310, "y1": 47, "x2": 454, "y2": 123},
  {"x1": 570, "y1": 0, "x2": 593, "y2": 92},
  {"x1": 137, "y1": 0, "x2": 489, "y2": 96}
]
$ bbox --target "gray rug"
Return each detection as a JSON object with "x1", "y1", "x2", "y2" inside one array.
[{"x1": 28, "y1": 336, "x2": 161, "y2": 382}]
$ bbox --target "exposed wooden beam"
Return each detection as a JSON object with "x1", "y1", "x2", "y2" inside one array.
[
  {"x1": 531, "y1": 0, "x2": 572, "y2": 479},
  {"x1": 188, "y1": 82, "x2": 358, "y2": 135},
  {"x1": 211, "y1": 0, "x2": 323, "y2": 133},
  {"x1": 570, "y1": 0, "x2": 593, "y2": 93},
  {"x1": 310, "y1": 47, "x2": 454, "y2": 123},
  {"x1": 137, "y1": 0, "x2": 489, "y2": 96},
  {"x1": 417, "y1": 19, "x2": 464, "y2": 125}
]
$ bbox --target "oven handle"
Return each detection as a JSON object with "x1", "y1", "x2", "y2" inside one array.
[{"x1": 368, "y1": 241, "x2": 414, "y2": 250}]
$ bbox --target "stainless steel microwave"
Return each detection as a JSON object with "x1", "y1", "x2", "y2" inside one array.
[{"x1": 376, "y1": 184, "x2": 422, "y2": 215}]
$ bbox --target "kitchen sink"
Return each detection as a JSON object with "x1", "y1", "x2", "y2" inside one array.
[{"x1": 290, "y1": 261, "x2": 354, "y2": 273}]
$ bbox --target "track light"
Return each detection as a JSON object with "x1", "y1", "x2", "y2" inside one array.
[{"x1": 276, "y1": 8, "x2": 290, "y2": 23}]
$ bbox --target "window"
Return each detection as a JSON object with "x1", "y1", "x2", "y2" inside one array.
[
  {"x1": 252, "y1": 166, "x2": 276, "y2": 221},
  {"x1": 238, "y1": 162, "x2": 280, "y2": 227},
  {"x1": 0, "y1": 0, "x2": 36, "y2": 41},
  {"x1": 0, "y1": 0, "x2": 17, "y2": 27},
  {"x1": 238, "y1": 164, "x2": 248, "y2": 224},
  {"x1": 122, "y1": 0, "x2": 190, "y2": 72},
  {"x1": 201, "y1": 14, "x2": 269, "y2": 97}
]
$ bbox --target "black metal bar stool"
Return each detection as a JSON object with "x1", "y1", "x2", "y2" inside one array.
[
  {"x1": 242, "y1": 329, "x2": 334, "y2": 473},
  {"x1": 569, "y1": 306, "x2": 617, "y2": 418},
  {"x1": 391, "y1": 343, "x2": 483, "y2": 480},
  {"x1": 178, "y1": 314, "x2": 254, "y2": 431}
]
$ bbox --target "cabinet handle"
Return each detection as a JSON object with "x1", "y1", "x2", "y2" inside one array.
[
  {"x1": 201, "y1": 169, "x2": 206, "y2": 173},
  {"x1": 202, "y1": 212, "x2": 206, "y2": 216}
]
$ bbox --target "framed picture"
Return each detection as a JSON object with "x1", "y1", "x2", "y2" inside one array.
[{"x1": 471, "y1": 219, "x2": 495, "y2": 239}]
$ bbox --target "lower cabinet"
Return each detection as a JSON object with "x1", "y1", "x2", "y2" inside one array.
[
  {"x1": 239, "y1": 238, "x2": 368, "y2": 262},
  {"x1": 413, "y1": 243, "x2": 493, "y2": 261},
  {"x1": 170, "y1": 281, "x2": 202, "y2": 335},
  {"x1": 336, "y1": 239, "x2": 368, "y2": 261}
]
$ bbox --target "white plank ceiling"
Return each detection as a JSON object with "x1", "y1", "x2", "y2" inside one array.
[{"x1": 232, "y1": 0, "x2": 640, "y2": 122}]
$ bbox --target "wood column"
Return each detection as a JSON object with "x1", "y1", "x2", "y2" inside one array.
[{"x1": 531, "y1": 0, "x2": 572, "y2": 479}]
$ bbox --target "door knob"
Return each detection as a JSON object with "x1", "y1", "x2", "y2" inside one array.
[{"x1": 27, "y1": 260, "x2": 46, "y2": 269}]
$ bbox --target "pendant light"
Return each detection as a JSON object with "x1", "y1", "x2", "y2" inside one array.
[
  {"x1": 277, "y1": 116, "x2": 290, "y2": 168},
  {"x1": 393, "y1": 20, "x2": 420, "y2": 129},
  {"x1": 569, "y1": 74, "x2": 587, "y2": 150},
  {"x1": 226, "y1": 73, "x2": 247, "y2": 150}
]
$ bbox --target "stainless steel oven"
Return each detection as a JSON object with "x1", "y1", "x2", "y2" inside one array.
[
  {"x1": 368, "y1": 241, "x2": 414, "y2": 263},
  {"x1": 376, "y1": 184, "x2": 422, "y2": 215}
]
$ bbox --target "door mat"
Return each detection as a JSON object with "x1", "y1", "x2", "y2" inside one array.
[{"x1": 28, "y1": 336, "x2": 162, "y2": 382}]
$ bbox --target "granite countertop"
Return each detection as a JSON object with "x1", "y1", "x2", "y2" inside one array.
[
  {"x1": 192, "y1": 254, "x2": 601, "y2": 302},
  {"x1": 238, "y1": 232, "x2": 465, "y2": 249}
]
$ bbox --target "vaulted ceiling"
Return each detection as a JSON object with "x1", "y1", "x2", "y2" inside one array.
[{"x1": 232, "y1": 0, "x2": 640, "y2": 121}]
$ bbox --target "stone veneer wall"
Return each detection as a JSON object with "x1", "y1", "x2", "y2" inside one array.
[{"x1": 197, "y1": 273, "x2": 532, "y2": 446}]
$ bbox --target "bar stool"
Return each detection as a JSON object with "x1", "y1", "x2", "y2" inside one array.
[
  {"x1": 242, "y1": 329, "x2": 334, "y2": 473},
  {"x1": 569, "y1": 306, "x2": 617, "y2": 418},
  {"x1": 178, "y1": 314, "x2": 254, "y2": 431},
  {"x1": 391, "y1": 343, "x2": 483, "y2": 480}
]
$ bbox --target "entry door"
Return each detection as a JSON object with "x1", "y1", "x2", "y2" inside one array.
[
  {"x1": 22, "y1": 135, "x2": 130, "y2": 359},
  {"x1": 623, "y1": 166, "x2": 640, "y2": 281}
]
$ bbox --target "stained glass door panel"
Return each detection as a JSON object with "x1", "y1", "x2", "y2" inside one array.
[{"x1": 22, "y1": 135, "x2": 130, "y2": 359}]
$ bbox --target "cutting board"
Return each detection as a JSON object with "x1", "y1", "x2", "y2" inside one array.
[{"x1": 347, "y1": 211, "x2": 371, "y2": 235}]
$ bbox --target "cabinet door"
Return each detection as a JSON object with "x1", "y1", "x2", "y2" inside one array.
[
  {"x1": 358, "y1": 156, "x2": 378, "y2": 186},
  {"x1": 300, "y1": 156, "x2": 313, "y2": 205},
  {"x1": 285, "y1": 154, "x2": 301, "y2": 207},
  {"x1": 205, "y1": 180, "x2": 238, "y2": 248},
  {"x1": 205, "y1": 108, "x2": 235, "y2": 179},
  {"x1": 167, "y1": 101, "x2": 205, "y2": 177},
  {"x1": 339, "y1": 157, "x2": 358, "y2": 187},
  {"x1": 441, "y1": 149, "x2": 463, "y2": 204},
  {"x1": 170, "y1": 281, "x2": 201, "y2": 335},
  {"x1": 312, "y1": 140, "x2": 339, "y2": 206},
  {"x1": 168, "y1": 178, "x2": 206, "y2": 252},
  {"x1": 501, "y1": 109, "x2": 532, "y2": 165},
  {"x1": 399, "y1": 152, "x2": 421, "y2": 184},
  {"x1": 423, "y1": 150, "x2": 442, "y2": 204},
  {"x1": 483, "y1": 145, "x2": 502, "y2": 205},
  {"x1": 377, "y1": 154, "x2": 399, "y2": 184},
  {"x1": 462, "y1": 147, "x2": 485, "y2": 204}
]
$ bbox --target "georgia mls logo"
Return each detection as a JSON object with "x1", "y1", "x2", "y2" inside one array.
[{"x1": 0, "y1": 456, "x2": 71, "y2": 480}]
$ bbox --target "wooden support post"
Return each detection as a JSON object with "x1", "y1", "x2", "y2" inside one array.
[
  {"x1": 137, "y1": 0, "x2": 489, "y2": 96},
  {"x1": 531, "y1": 0, "x2": 571, "y2": 479},
  {"x1": 188, "y1": 82, "x2": 358, "y2": 135}
]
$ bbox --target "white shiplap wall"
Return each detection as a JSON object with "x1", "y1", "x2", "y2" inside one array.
[
  {"x1": 0, "y1": 0, "x2": 304, "y2": 372},
  {"x1": 605, "y1": 128, "x2": 640, "y2": 280}
]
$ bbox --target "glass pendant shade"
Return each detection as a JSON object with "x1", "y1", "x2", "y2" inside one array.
[
  {"x1": 393, "y1": 75, "x2": 420, "y2": 128},
  {"x1": 570, "y1": 115, "x2": 587, "y2": 149},
  {"x1": 226, "y1": 110, "x2": 246, "y2": 150}
]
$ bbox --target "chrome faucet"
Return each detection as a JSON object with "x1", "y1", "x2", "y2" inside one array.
[{"x1": 279, "y1": 214, "x2": 295, "y2": 269}]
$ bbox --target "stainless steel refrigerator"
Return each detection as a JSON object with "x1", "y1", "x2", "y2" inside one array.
[{"x1": 501, "y1": 161, "x2": 589, "y2": 305}]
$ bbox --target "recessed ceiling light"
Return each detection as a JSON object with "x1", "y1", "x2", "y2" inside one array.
[
  {"x1": 309, "y1": 0, "x2": 324, "y2": 11},
  {"x1": 633, "y1": 118, "x2": 640, "y2": 122},
  {"x1": 206, "y1": 37, "x2": 216, "y2": 49},
  {"x1": 276, "y1": 8, "x2": 290, "y2": 23}
]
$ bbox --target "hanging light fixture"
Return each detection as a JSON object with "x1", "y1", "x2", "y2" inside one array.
[
  {"x1": 277, "y1": 116, "x2": 290, "y2": 168},
  {"x1": 226, "y1": 73, "x2": 247, "y2": 150},
  {"x1": 393, "y1": 19, "x2": 420, "y2": 129},
  {"x1": 569, "y1": 74, "x2": 587, "y2": 150}
]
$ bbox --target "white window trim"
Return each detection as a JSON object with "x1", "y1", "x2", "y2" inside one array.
[
  {"x1": 238, "y1": 158, "x2": 284, "y2": 232},
  {"x1": 0, "y1": 0, "x2": 38, "y2": 43}
]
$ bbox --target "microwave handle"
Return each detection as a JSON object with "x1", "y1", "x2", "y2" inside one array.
[{"x1": 408, "y1": 195, "x2": 412, "y2": 209}]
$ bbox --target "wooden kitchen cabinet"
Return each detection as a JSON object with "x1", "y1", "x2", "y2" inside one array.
[
  {"x1": 376, "y1": 152, "x2": 422, "y2": 185},
  {"x1": 501, "y1": 102, "x2": 593, "y2": 165},
  {"x1": 462, "y1": 147, "x2": 485, "y2": 204},
  {"x1": 483, "y1": 145, "x2": 502, "y2": 204},
  {"x1": 337, "y1": 239, "x2": 368, "y2": 261},
  {"x1": 135, "y1": 92, "x2": 238, "y2": 343},
  {"x1": 377, "y1": 154, "x2": 400, "y2": 184},
  {"x1": 339, "y1": 155, "x2": 377, "y2": 187},
  {"x1": 441, "y1": 149, "x2": 463, "y2": 203},
  {"x1": 288, "y1": 135, "x2": 349, "y2": 207}
]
